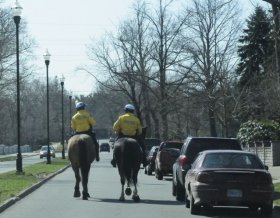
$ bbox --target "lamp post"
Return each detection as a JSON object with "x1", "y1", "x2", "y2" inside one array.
[
  {"x1": 60, "y1": 75, "x2": 65, "y2": 159},
  {"x1": 43, "y1": 49, "x2": 51, "y2": 164},
  {"x1": 12, "y1": 0, "x2": 23, "y2": 173},
  {"x1": 69, "y1": 95, "x2": 72, "y2": 133}
]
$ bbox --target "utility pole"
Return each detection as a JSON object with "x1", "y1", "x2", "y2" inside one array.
[{"x1": 263, "y1": 0, "x2": 280, "y2": 82}]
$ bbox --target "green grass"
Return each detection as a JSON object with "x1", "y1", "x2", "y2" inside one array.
[
  {"x1": 274, "y1": 182, "x2": 280, "y2": 206},
  {"x1": 0, "y1": 159, "x2": 70, "y2": 204}
]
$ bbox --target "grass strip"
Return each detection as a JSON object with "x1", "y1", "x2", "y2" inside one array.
[
  {"x1": 0, "y1": 158, "x2": 69, "y2": 204},
  {"x1": 274, "y1": 182, "x2": 280, "y2": 207}
]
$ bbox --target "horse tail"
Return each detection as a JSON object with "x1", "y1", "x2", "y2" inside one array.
[
  {"x1": 78, "y1": 139, "x2": 88, "y2": 178},
  {"x1": 123, "y1": 142, "x2": 134, "y2": 185}
]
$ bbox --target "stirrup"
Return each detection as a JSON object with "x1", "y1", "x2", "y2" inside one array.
[{"x1": 111, "y1": 159, "x2": 116, "y2": 168}]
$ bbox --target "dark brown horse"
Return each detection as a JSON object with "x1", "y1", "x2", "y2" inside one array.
[
  {"x1": 68, "y1": 134, "x2": 96, "y2": 200},
  {"x1": 114, "y1": 128, "x2": 146, "y2": 202}
]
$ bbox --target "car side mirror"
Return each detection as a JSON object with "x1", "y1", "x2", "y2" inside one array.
[{"x1": 264, "y1": 165, "x2": 269, "y2": 170}]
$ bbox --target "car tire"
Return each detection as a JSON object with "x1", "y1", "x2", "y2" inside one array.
[
  {"x1": 261, "y1": 202, "x2": 273, "y2": 217},
  {"x1": 176, "y1": 180, "x2": 185, "y2": 201},
  {"x1": 190, "y1": 192, "x2": 200, "y2": 215},
  {"x1": 155, "y1": 169, "x2": 163, "y2": 180},
  {"x1": 144, "y1": 167, "x2": 147, "y2": 174},
  {"x1": 172, "y1": 180, "x2": 176, "y2": 196},
  {"x1": 147, "y1": 165, "x2": 153, "y2": 175}
]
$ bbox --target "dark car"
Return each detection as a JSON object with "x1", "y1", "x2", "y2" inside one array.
[
  {"x1": 185, "y1": 150, "x2": 274, "y2": 216},
  {"x1": 144, "y1": 138, "x2": 161, "y2": 155},
  {"x1": 172, "y1": 137, "x2": 242, "y2": 201},
  {"x1": 39, "y1": 145, "x2": 55, "y2": 158},
  {"x1": 144, "y1": 146, "x2": 159, "y2": 175},
  {"x1": 100, "y1": 142, "x2": 110, "y2": 152},
  {"x1": 154, "y1": 141, "x2": 182, "y2": 180}
]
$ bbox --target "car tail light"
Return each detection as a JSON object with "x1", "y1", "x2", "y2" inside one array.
[
  {"x1": 255, "y1": 173, "x2": 272, "y2": 185},
  {"x1": 196, "y1": 172, "x2": 214, "y2": 183},
  {"x1": 179, "y1": 155, "x2": 187, "y2": 168}
]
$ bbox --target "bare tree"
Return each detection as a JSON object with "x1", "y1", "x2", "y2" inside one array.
[{"x1": 185, "y1": 0, "x2": 242, "y2": 136}]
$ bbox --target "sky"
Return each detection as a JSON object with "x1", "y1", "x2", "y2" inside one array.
[{"x1": 5, "y1": 0, "x2": 271, "y2": 96}]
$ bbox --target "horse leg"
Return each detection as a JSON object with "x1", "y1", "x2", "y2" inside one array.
[
  {"x1": 81, "y1": 165, "x2": 90, "y2": 200},
  {"x1": 132, "y1": 168, "x2": 140, "y2": 202},
  {"x1": 73, "y1": 167, "x2": 81, "y2": 198},
  {"x1": 119, "y1": 176, "x2": 125, "y2": 201}
]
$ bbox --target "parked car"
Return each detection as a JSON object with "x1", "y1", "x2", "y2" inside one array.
[
  {"x1": 144, "y1": 146, "x2": 159, "y2": 175},
  {"x1": 184, "y1": 150, "x2": 274, "y2": 216},
  {"x1": 155, "y1": 141, "x2": 183, "y2": 180},
  {"x1": 172, "y1": 137, "x2": 242, "y2": 201},
  {"x1": 100, "y1": 142, "x2": 110, "y2": 152},
  {"x1": 144, "y1": 138, "x2": 161, "y2": 155},
  {"x1": 40, "y1": 145, "x2": 55, "y2": 158}
]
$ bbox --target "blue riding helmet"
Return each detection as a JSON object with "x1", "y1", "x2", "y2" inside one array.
[{"x1": 76, "y1": 102, "x2": 86, "y2": 110}]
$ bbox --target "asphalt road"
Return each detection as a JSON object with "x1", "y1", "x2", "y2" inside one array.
[{"x1": 1, "y1": 151, "x2": 280, "y2": 218}]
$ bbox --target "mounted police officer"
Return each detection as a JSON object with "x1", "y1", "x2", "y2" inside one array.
[
  {"x1": 111, "y1": 104, "x2": 147, "y2": 167},
  {"x1": 71, "y1": 101, "x2": 100, "y2": 161}
]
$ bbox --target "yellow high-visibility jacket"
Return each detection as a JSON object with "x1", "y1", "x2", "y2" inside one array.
[
  {"x1": 113, "y1": 112, "x2": 142, "y2": 136},
  {"x1": 71, "y1": 110, "x2": 96, "y2": 132}
]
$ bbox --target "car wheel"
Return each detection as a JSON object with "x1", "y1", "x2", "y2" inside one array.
[
  {"x1": 190, "y1": 192, "x2": 200, "y2": 215},
  {"x1": 176, "y1": 180, "x2": 185, "y2": 201},
  {"x1": 144, "y1": 167, "x2": 147, "y2": 174},
  {"x1": 40, "y1": 156, "x2": 42, "y2": 159},
  {"x1": 172, "y1": 180, "x2": 176, "y2": 196},
  {"x1": 147, "y1": 165, "x2": 153, "y2": 175},
  {"x1": 261, "y1": 202, "x2": 273, "y2": 217},
  {"x1": 156, "y1": 169, "x2": 163, "y2": 180}
]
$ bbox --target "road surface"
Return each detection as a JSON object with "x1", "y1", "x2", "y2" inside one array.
[{"x1": 1, "y1": 151, "x2": 280, "y2": 218}]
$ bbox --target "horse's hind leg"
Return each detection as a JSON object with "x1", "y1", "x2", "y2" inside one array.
[
  {"x1": 73, "y1": 167, "x2": 81, "y2": 198},
  {"x1": 132, "y1": 169, "x2": 140, "y2": 202},
  {"x1": 119, "y1": 176, "x2": 125, "y2": 201},
  {"x1": 81, "y1": 165, "x2": 90, "y2": 200}
]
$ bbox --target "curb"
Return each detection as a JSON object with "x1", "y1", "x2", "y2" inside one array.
[{"x1": 0, "y1": 164, "x2": 71, "y2": 213}]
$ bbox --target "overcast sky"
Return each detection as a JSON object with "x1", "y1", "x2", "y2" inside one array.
[{"x1": 7, "y1": 0, "x2": 271, "y2": 96}]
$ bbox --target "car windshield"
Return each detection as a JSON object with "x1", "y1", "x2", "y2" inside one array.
[{"x1": 202, "y1": 153, "x2": 264, "y2": 169}]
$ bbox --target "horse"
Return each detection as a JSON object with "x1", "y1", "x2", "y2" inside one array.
[
  {"x1": 114, "y1": 128, "x2": 146, "y2": 202},
  {"x1": 68, "y1": 134, "x2": 96, "y2": 200}
]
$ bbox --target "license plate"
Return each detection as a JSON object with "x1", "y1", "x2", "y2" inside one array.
[{"x1": 227, "y1": 189, "x2": 242, "y2": 198}]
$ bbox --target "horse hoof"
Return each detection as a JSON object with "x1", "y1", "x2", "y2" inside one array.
[
  {"x1": 82, "y1": 196, "x2": 88, "y2": 200},
  {"x1": 132, "y1": 195, "x2": 140, "y2": 202},
  {"x1": 86, "y1": 193, "x2": 90, "y2": 198},
  {"x1": 74, "y1": 191, "x2": 81, "y2": 198},
  {"x1": 119, "y1": 196, "x2": 125, "y2": 201},
  {"x1": 125, "y1": 187, "x2": 132, "y2": 196}
]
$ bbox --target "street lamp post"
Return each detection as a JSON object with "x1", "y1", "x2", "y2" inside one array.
[
  {"x1": 12, "y1": 0, "x2": 23, "y2": 173},
  {"x1": 60, "y1": 75, "x2": 65, "y2": 159},
  {"x1": 43, "y1": 49, "x2": 51, "y2": 164},
  {"x1": 69, "y1": 95, "x2": 72, "y2": 134}
]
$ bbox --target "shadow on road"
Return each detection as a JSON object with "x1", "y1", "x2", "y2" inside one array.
[{"x1": 93, "y1": 198, "x2": 185, "y2": 206}]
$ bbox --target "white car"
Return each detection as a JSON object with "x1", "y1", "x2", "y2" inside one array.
[{"x1": 39, "y1": 145, "x2": 55, "y2": 158}]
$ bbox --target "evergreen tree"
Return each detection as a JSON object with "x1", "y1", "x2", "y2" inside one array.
[{"x1": 237, "y1": 6, "x2": 273, "y2": 88}]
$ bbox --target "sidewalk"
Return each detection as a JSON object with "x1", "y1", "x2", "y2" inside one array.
[{"x1": 269, "y1": 166, "x2": 280, "y2": 183}]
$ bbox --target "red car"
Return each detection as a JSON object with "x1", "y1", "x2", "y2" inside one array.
[
  {"x1": 185, "y1": 150, "x2": 274, "y2": 216},
  {"x1": 155, "y1": 141, "x2": 183, "y2": 180},
  {"x1": 144, "y1": 146, "x2": 159, "y2": 175}
]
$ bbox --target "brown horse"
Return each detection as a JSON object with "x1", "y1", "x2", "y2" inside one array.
[
  {"x1": 68, "y1": 134, "x2": 96, "y2": 200},
  {"x1": 114, "y1": 128, "x2": 146, "y2": 202}
]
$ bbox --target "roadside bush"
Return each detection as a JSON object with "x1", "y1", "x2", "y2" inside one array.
[{"x1": 237, "y1": 120, "x2": 280, "y2": 146}]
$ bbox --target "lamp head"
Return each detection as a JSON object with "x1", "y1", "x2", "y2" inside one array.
[
  {"x1": 43, "y1": 49, "x2": 51, "y2": 65},
  {"x1": 11, "y1": 1, "x2": 23, "y2": 17}
]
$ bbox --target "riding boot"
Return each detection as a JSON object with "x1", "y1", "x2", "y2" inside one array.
[
  {"x1": 90, "y1": 131, "x2": 100, "y2": 161},
  {"x1": 95, "y1": 142, "x2": 100, "y2": 161}
]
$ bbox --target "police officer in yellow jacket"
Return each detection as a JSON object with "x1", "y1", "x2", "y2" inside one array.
[
  {"x1": 71, "y1": 101, "x2": 100, "y2": 161},
  {"x1": 111, "y1": 104, "x2": 147, "y2": 167}
]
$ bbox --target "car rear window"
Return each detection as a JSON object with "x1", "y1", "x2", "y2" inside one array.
[
  {"x1": 186, "y1": 138, "x2": 241, "y2": 163},
  {"x1": 202, "y1": 153, "x2": 264, "y2": 169}
]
